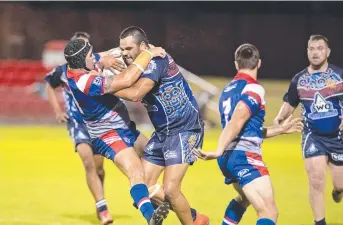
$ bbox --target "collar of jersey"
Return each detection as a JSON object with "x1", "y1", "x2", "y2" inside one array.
[
  {"x1": 233, "y1": 72, "x2": 258, "y2": 84},
  {"x1": 66, "y1": 68, "x2": 89, "y2": 79}
]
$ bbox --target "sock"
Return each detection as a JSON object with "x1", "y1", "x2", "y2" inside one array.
[
  {"x1": 256, "y1": 218, "x2": 275, "y2": 225},
  {"x1": 315, "y1": 218, "x2": 326, "y2": 225},
  {"x1": 130, "y1": 183, "x2": 155, "y2": 221},
  {"x1": 96, "y1": 199, "x2": 108, "y2": 212},
  {"x1": 191, "y1": 208, "x2": 197, "y2": 221},
  {"x1": 222, "y1": 199, "x2": 246, "y2": 225}
]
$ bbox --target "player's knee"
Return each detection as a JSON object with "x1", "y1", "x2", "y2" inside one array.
[
  {"x1": 308, "y1": 174, "x2": 326, "y2": 191},
  {"x1": 163, "y1": 183, "x2": 181, "y2": 200},
  {"x1": 96, "y1": 167, "x2": 105, "y2": 178}
]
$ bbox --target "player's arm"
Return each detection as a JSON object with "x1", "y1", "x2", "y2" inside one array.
[
  {"x1": 263, "y1": 116, "x2": 303, "y2": 138},
  {"x1": 103, "y1": 47, "x2": 166, "y2": 94},
  {"x1": 274, "y1": 76, "x2": 299, "y2": 125},
  {"x1": 44, "y1": 66, "x2": 68, "y2": 123},
  {"x1": 114, "y1": 78, "x2": 155, "y2": 102},
  {"x1": 194, "y1": 101, "x2": 251, "y2": 160}
]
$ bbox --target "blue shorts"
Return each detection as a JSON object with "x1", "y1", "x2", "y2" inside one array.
[
  {"x1": 143, "y1": 130, "x2": 203, "y2": 167},
  {"x1": 67, "y1": 118, "x2": 92, "y2": 150},
  {"x1": 217, "y1": 150, "x2": 269, "y2": 188},
  {"x1": 92, "y1": 128, "x2": 140, "y2": 161},
  {"x1": 302, "y1": 131, "x2": 343, "y2": 166}
]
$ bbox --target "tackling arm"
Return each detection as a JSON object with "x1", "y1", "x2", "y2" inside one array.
[{"x1": 114, "y1": 78, "x2": 155, "y2": 102}]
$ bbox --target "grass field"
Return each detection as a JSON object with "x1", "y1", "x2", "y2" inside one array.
[{"x1": 0, "y1": 79, "x2": 342, "y2": 225}]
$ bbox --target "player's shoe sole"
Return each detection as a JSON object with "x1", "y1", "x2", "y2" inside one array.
[
  {"x1": 332, "y1": 189, "x2": 343, "y2": 203},
  {"x1": 149, "y1": 202, "x2": 170, "y2": 225}
]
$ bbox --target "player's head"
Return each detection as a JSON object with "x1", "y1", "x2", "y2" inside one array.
[
  {"x1": 64, "y1": 39, "x2": 95, "y2": 71},
  {"x1": 234, "y1": 43, "x2": 261, "y2": 71},
  {"x1": 119, "y1": 26, "x2": 149, "y2": 65},
  {"x1": 307, "y1": 34, "x2": 330, "y2": 68},
  {"x1": 70, "y1": 31, "x2": 92, "y2": 44}
]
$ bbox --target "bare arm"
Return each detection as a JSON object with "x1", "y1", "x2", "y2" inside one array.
[
  {"x1": 114, "y1": 78, "x2": 155, "y2": 102},
  {"x1": 104, "y1": 48, "x2": 165, "y2": 94},
  {"x1": 264, "y1": 116, "x2": 303, "y2": 138},
  {"x1": 194, "y1": 101, "x2": 251, "y2": 160},
  {"x1": 45, "y1": 83, "x2": 68, "y2": 123},
  {"x1": 274, "y1": 102, "x2": 296, "y2": 125}
]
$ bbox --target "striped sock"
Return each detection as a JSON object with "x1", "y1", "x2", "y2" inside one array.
[
  {"x1": 96, "y1": 199, "x2": 108, "y2": 212},
  {"x1": 222, "y1": 199, "x2": 246, "y2": 225},
  {"x1": 130, "y1": 183, "x2": 155, "y2": 221}
]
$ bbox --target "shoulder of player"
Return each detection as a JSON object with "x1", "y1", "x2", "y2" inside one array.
[
  {"x1": 289, "y1": 68, "x2": 307, "y2": 83},
  {"x1": 329, "y1": 64, "x2": 343, "y2": 74},
  {"x1": 243, "y1": 83, "x2": 265, "y2": 94}
]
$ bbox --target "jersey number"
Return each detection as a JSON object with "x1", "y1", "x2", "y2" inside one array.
[{"x1": 223, "y1": 98, "x2": 231, "y2": 123}]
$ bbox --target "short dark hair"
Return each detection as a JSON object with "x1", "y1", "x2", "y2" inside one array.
[
  {"x1": 309, "y1": 34, "x2": 329, "y2": 47},
  {"x1": 119, "y1": 26, "x2": 148, "y2": 45},
  {"x1": 235, "y1": 43, "x2": 260, "y2": 70},
  {"x1": 70, "y1": 31, "x2": 92, "y2": 43}
]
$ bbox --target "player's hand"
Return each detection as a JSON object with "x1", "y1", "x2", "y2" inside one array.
[
  {"x1": 56, "y1": 111, "x2": 69, "y2": 123},
  {"x1": 193, "y1": 148, "x2": 220, "y2": 160},
  {"x1": 273, "y1": 116, "x2": 284, "y2": 125},
  {"x1": 281, "y1": 115, "x2": 303, "y2": 134},
  {"x1": 146, "y1": 47, "x2": 166, "y2": 58},
  {"x1": 100, "y1": 55, "x2": 126, "y2": 71}
]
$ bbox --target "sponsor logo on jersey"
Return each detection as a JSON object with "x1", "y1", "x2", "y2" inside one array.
[{"x1": 308, "y1": 92, "x2": 338, "y2": 120}]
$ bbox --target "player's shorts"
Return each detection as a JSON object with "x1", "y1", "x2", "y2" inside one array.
[
  {"x1": 67, "y1": 118, "x2": 92, "y2": 150},
  {"x1": 217, "y1": 150, "x2": 269, "y2": 188},
  {"x1": 91, "y1": 128, "x2": 140, "y2": 161},
  {"x1": 143, "y1": 130, "x2": 204, "y2": 167},
  {"x1": 302, "y1": 131, "x2": 343, "y2": 166}
]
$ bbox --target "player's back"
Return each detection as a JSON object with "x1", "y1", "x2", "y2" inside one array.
[
  {"x1": 219, "y1": 73, "x2": 265, "y2": 155},
  {"x1": 141, "y1": 54, "x2": 203, "y2": 136},
  {"x1": 64, "y1": 65, "x2": 131, "y2": 139}
]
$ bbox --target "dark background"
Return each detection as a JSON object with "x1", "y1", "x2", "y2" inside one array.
[{"x1": 0, "y1": 1, "x2": 343, "y2": 78}]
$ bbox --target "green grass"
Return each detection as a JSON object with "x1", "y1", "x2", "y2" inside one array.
[
  {"x1": 0, "y1": 126, "x2": 342, "y2": 225},
  {"x1": 0, "y1": 79, "x2": 341, "y2": 225}
]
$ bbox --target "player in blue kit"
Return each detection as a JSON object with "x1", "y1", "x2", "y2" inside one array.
[
  {"x1": 63, "y1": 38, "x2": 169, "y2": 225},
  {"x1": 274, "y1": 35, "x2": 343, "y2": 225},
  {"x1": 45, "y1": 32, "x2": 127, "y2": 225},
  {"x1": 194, "y1": 44, "x2": 303, "y2": 225},
  {"x1": 111, "y1": 26, "x2": 210, "y2": 225}
]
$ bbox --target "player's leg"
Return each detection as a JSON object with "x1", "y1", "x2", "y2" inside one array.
[
  {"x1": 77, "y1": 143, "x2": 113, "y2": 224},
  {"x1": 328, "y1": 158, "x2": 343, "y2": 203},
  {"x1": 223, "y1": 150, "x2": 276, "y2": 225},
  {"x1": 142, "y1": 136, "x2": 205, "y2": 225},
  {"x1": 305, "y1": 156, "x2": 328, "y2": 223},
  {"x1": 93, "y1": 154, "x2": 105, "y2": 186},
  {"x1": 329, "y1": 163, "x2": 343, "y2": 203},
  {"x1": 95, "y1": 129, "x2": 169, "y2": 225},
  {"x1": 222, "y1": 183, "x2": 250, "y2": 225},
  {"x1": 242, "y1": 175, "x2": 278, "y2": 224},
  {"x1": 218, "y1": 150, "x2": 252, "y2": 225},
  {"x1": 163, "y1": 130, "x2": 208, "y2": 225},
  {"x1": 302, "y1": 133, "x2": 328, "y2": 224},
  {"x1": 164, "y1": 163, "x2": 193, "y2": 225},
  {"x1": 68, "y1": 120, "x2": 112, "y2": 224}
]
